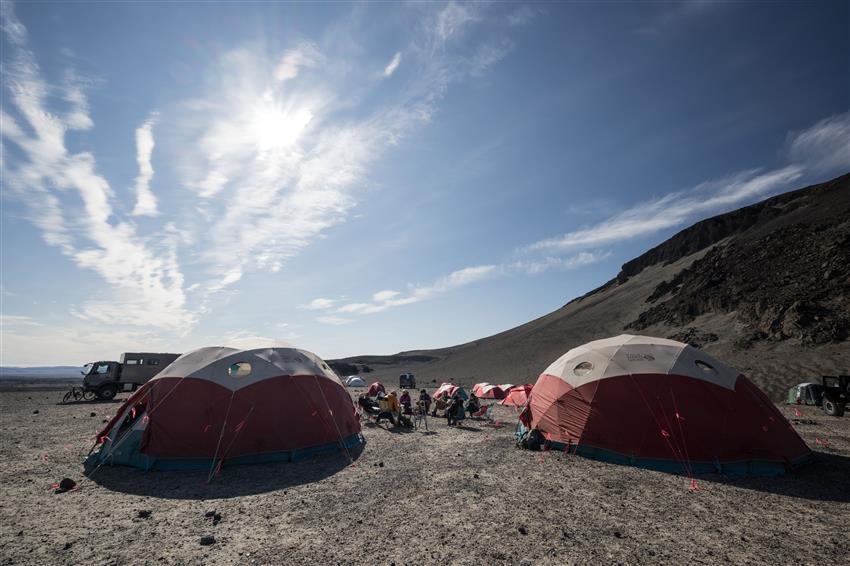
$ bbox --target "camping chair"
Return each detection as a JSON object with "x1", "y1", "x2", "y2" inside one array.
[
  {"x1": 470, "y1": 404, "x2": 492, "y2": 420},
  {"x1": 414, "y1": 401, "x2": 429, "y2": 430}
]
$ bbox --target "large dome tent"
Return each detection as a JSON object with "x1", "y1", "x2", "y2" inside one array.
[
  {"x1": 85, "y1": 345, "x2": 362, "y2": 473},
  {"x1": 525, "y1": 335, "x2": 811, "y2": 475}
]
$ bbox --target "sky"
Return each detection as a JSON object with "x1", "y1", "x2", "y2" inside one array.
[{"x1": 1, "y1": 1, "x2": 848, "y2": 366}]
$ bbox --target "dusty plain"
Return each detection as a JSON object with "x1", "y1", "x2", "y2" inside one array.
[{"x1": 1, "y1": 384, "x2": 848, "y2": 566}]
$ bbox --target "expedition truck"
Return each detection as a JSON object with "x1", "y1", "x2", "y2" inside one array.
[{"x1": 63, "y1": 352, "x2": 181, "y2": 402}]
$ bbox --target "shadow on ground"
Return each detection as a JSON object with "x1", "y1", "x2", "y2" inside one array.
[
  {"x1": 699, "y1": 450, "x2": 850, "y2": 503},
  {"x1": 86, "y1": 443, "x2": 364, "y2": 500}
]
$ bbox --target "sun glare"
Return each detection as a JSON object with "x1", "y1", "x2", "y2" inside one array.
[{"x1": 250, "y1": 105, "x2": 313, "y2": 151}]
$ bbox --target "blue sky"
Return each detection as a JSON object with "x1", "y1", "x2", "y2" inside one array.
[{"x1": 1, "y1": 1, "x2": 848, "y2": 366}]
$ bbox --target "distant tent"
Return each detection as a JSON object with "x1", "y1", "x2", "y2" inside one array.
[
  {"x1": 346, "y1": 376, "x2": 366, "y2": 388},
  {"x1": 472, "y1": 383, "x2": 505, "y2": 399},
  {"x1": 85, "y1": 346, "x2": 362, "y2": 472},
  {"x1": 366, "y1": 381, "x2": 386, "y2": 397},
  {"x1": 526, "y1": 335, "x2": 811, "y2": 476},
  {"x1": 499, "y1": 384, "x2": 515, "y2": 392},
  {"x1": 785, "y1": 383, "x2": 824, "y2": 406},
  {"x1": 433, "y1": 382, "x2": 468, "y2": 401},
  {"x1": 501, "y1": 384, "x2": 533, "y2": 407}
]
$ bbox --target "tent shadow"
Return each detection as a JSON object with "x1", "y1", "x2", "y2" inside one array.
[
  {"x1": 693, "y1": 450, "x2": 850, "y2": 503},
  {"x1": 87, "y1": 443, "x2": 364, "y2": 500}
]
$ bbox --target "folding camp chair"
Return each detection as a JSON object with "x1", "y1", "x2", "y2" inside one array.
[
  {"x1": 414, "y1": 401, "x2": 429, "y2": 430},
  {"x1": 470, "y1": 404, "x2": 492, "y2": 420}
]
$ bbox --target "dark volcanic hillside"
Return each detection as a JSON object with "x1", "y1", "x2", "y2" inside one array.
[{"x1": 332, "y1": 173, "x2": 850, "y2": 398}]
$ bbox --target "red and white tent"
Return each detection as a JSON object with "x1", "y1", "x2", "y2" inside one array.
[
  {"x1": 433, "y1": 382, "x2": 468, "y2": 400},
  {"x1": 86, "y1": 346, "x2": 362, "y2": 472},
  {"x1": 472, "y1": 382, "x2": 506, "y2": 399},
  {"x1": 366, "y1": 381, "x2": 386, "y2": 397},
  {"x1": 501, "y1": 384, "x2": 533, "y2": 407},
  {"x1": 527, "y1": 335, "x2": 811, "y2": 475}
]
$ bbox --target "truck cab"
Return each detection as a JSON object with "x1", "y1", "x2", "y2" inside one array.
[{"x1": 82, "y1": 353, "x2": 180, "y2": 400}]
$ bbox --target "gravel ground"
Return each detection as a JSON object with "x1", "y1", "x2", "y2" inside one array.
[{"x1": 1, "y1": 388, "x2": 848, "y2": 565}]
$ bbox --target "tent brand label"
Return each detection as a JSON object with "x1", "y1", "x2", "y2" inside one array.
[{"x1": 626, "y1": 353, "x2": 655, "y2": 361}]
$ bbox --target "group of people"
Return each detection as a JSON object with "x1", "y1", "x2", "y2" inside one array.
[{"x1": 358, "y1": 386, "x2": 484, "y2": 428}]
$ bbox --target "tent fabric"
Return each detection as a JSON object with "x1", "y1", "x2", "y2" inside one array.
[
  {"x1": 498, "y1": 384, "x2": 514, "y2": 392},
  {"x1": 500, "y1": 384, "x2": 533, "y2": 407},
  {"x1": 528, "y1": 334, "x2": 811, "y2": 476},
  {"x1": 86, "y1": 346, "x2": 362, "y2": 472},
  {"x1": 433, "y1": 383, "x2": 468, "y2": 401},
  {"x1": 345, "y1": 376, "x2": 366, "y2": 388},
  {"x1": 785, "y1": 383, "x2": 824, "y2": 406},
  {"x1": 366, "y1": 382, "x2": 386, "y2": 397},
  {"x1": 472, "y1": 383, "x2": 506, "y2": 399}
]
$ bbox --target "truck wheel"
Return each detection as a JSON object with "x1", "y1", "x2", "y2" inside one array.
[
  {"x1": 97, "y1": 384, "x2": 118, "y2": 401},
  {"x1": 823, "y1": 399, "x2": 845, "y2": 417}
]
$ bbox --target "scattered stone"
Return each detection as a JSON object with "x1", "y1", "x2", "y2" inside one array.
[
  {"x1": 138, "y1": 510, "x2": 152, "y2": 519},
  {"x1": 55, "y1": 478, "x2": 77, "y2": 493},
  {"x1": 33, "y1": 410, "x2": 39, "y2": 414},
  {"x1": 17, "y1": 530, "x2": 23, "y2": 537},
  {"x1": 473, "y1": 473, "x2": 479, "y2": 479},
  {"x1": 204, "y1": 510, "x2": 217, "y2": 518},
  {"x1": 102, "y1": 419, "x2": 108, "y2": 423},
  {"x1": 63, "y1": 542, "x2": 73, "y2": 551},
  {"x1": 199, "y1": 536, "x2": 216, "y2": 546},
  {"x1": 518, "y1": 526, "x2": 528, "y2": 535},
  {"x1": 90, "y1": 412, "x2": 96, "y2": 417},
  {"x1": 213, "y1": 513, "x2": 222, "y2": 525},
  {"x1": 378, "y1": 462, "x2": 384, "y2": 468},
  {"x1": 614, "y1": 531, "x2": 623, "y2": 538}
]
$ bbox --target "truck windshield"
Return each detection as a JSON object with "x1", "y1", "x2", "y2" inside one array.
[{"x1": 93, "y1": 363, "x2": 110, "y2": 375}]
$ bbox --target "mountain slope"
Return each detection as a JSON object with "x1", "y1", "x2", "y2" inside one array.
[{"x1": 333, "y1": 173, "x2": 850, "y2": 398}]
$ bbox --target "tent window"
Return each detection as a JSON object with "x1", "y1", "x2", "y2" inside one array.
[
  {"x1": 695, "y1": 360, "x2": 716, "y2": 374},
  {"x1": 125, "y1": 359, "x2": 140, "y2": 365},
  {"x1": 228, "y1": 362, "x2": 252, "y2": 378},
  {"x1": 147, "y1": 359, "x2": 159, "y2": 366},
  {"x1": 574, "y1": 361, "x2": 594, "y2": 376}
]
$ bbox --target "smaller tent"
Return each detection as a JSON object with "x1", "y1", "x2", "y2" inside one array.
[
  {"x1": 346, "y1": 376, "x2": 366, "y2": 388},
  {"x1": 367, "y1": 381, "x2": 386, "y2": 397},
  {"x1": 473, "y1": 383, "x2": 505, "y2": 399},
  {"x1": 433, "y1": 382, "x2": 468, "y2": 401},
  {"x1": 785, "y1": 383, "x2": 824, "y2": 406},
  {"x1": 500, "y1": 384, "x2": 533, "y2": 407}
]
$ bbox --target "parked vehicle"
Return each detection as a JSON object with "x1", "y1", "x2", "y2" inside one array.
[
  {"x1": 63, "y1": 352, "x2": 180, "y2": 402},
  {"x1": 399, "y1": 372, "x2": 416, "y2": 389},
  {"x1": 822, "y1": 375, "x2": 849, "y2": 417}
]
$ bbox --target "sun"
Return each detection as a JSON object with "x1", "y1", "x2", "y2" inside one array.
[{"x1": 249, "y1": 104, "x2": 313, "y2": 152}]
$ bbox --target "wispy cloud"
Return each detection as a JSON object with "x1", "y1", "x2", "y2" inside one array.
[
  {"x1": 383, "y1": 51, "x2": 402, "y2": 77},
  {"x1": 509, "y1": 251, "x2": 611, "y2": 275},
  {"x1": 331, "y1": 264, "x2": 498, "y2": 317},
  {"x1": 0, "y1": 2, "x2": 193, "y2": 330},
  {"x1": 524, "y1": 166, "x2": 803, "y2": 253},
  {"x1": 785, "y1": 112, "x2": 849, "y2": 175},
  {"x1": 637, "y1": 0, "x2": 720, "y2": 36},
  {"x1": 299, "y1": 298, "x2": 337, "y2": 310},
  {"x1": 274, "y1": 42, "x2": 322, "y2": 83},
  {"x1": 434, "y1": 1, "x2": 481, "y2": 45},
  {"x1": 507, "y1": 5, "x2": 538, "y2": 27},
  {"x1": 0, "y1": 314, "x2": 42, "y2": 327},
  {"x1": 131, "y1": 115, "x2": 159, "y2": 216},
  {"x1": 316, "y1": 315, "x2": 354, "y2": 326}
]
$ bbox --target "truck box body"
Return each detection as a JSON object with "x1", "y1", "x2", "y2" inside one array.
[{"x1": 118, "y1": 353, "x2": 181, "y2": 384}]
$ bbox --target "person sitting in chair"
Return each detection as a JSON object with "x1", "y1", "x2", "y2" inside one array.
[
  {"x1": 419, "y1": 389, "x2": 432, "y2": 413},
  {"x1": 399, "y1": 390, "x2": 412, "y2": 413},
  {"x1": 376, "y1": 390, "x2": 402, "y2": 426},
  {"x1": 357, "y1": 394, "x2": 380, "y2": 417},
  {"x1": 466, "y1": 392, "x2": 480, "y2": 415},
  {"x1": 446, "y1": 393, "x2": 466, "y2": 426}
]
